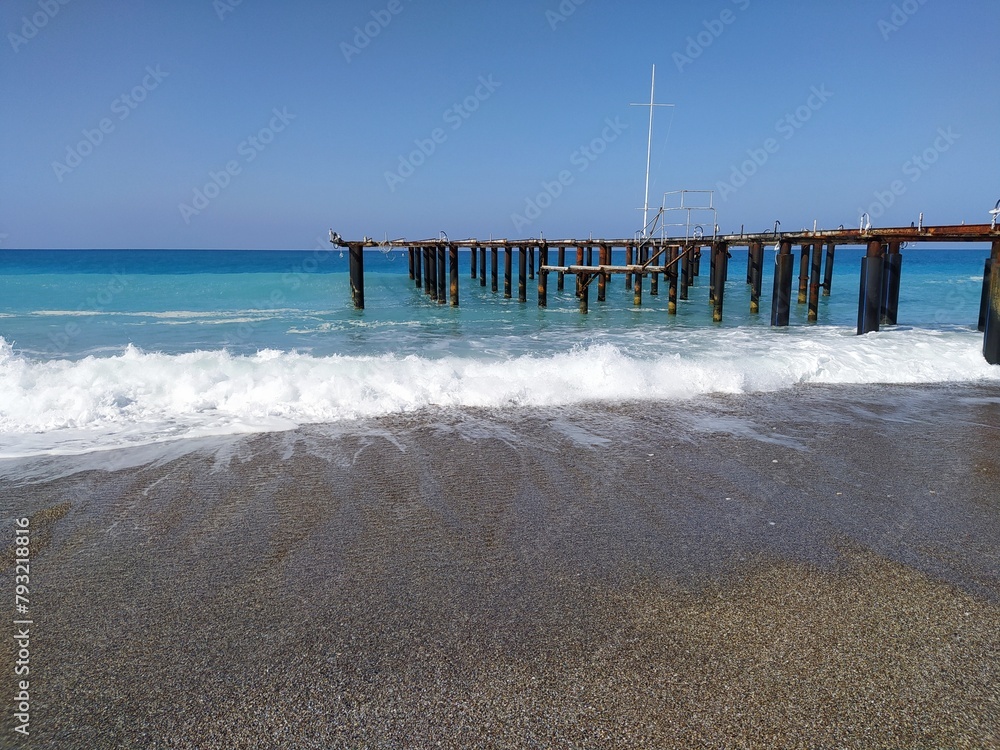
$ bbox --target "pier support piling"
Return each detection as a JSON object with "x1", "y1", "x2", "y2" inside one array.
[
  {"x1": 490, "y1": 248, "x2": 498, "y2": 293},
  {"x1": 528, "y1": 246, "x2": 535, "y2": 280},
  {"x1": 808, "y1": 241, "x2": 823, "y2": 322},
  {"x1": 449, "y1": 245, "x2": 459, "y2": 307},
  {"x1": 538, "y1": 245, "x2": 549, "y2": 307},
  {"x1": 470, "y1": 245, "x2": 477, "y2": 279},
  {"x1": 575, "y1": 247, "x2": 585, "y2": 297},
  {"x1": 749, "y1": 241, "x2": 763, "y2": 314},
  {"x1": 798, "y1": 244, "x2": 811, "y2": 304},
  {"x1": 680, "y1": 247, "x2": 691, "y2": 300},
  {"x1": 692, "y1": 248, "x2": 701, "y2": 279},
  {"x1": 983, "y1": 241, "x2": 1000, "y2": 364},
  {"x1": 408, "y1": 247, "x2": 415, "y2": 280},
  {"x1": 479, "y1": 246, "x2": 486, "y2": 287},
  {"x1": 597, "y1": 245, "x2": 608, "y2": 302},
  {"x1": 557, "y1": 247, "x2": 566, "y2": 291},
  {"x1": 625, "y1": 245, "x2": 633, "y2": 289},
  {"x1": 823, "y1": 244, "x2": 836, "y2": 295},
  {"x1": 712, "y1": 242, "x2": 729, "y2": 322},
  {"x1": 427, "y1": 247, "x2": 437, "y2": 301},
  {"x1": 771, "y1": 240, "x2": 794, "y2": 327},
  {"x1": 503, "y1": 248, "x2": 512, "y2": 299},
  {"x1": 667, "y1": 246, "x2": 678, "y2": 315},
  {"x1": 413, "y1": 246, "x2": 422, "y2": 288},
  {"x1": 857, "y1": 240, "x2": 885, "y2": 334},
  {"x1": 579, "y1": 273, "x2": 590, "y2": 314},
  {"x1": 437, "y1": 245, "x2": 447, "y2": 305},
  {"x1": 518, "y1": 246, "x2": 527, "y2": 303},
  {"x1": 881, "y1": 241, "x2": 902, "y2": 326},
  {"x1": 978, "y1": 258, "x2": 992, "y2": 332},
  {"x1": 349, "y1": 243, "x2": 365, "y2": 310}
]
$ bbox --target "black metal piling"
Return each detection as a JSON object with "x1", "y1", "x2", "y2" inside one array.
[
  {"x1": 797, "y1": 244, "x2": 811, "y2": 304},
  {"x1": 680, "y1": 247, "x2": 691, "y2": 300},
  {"x1": 808, "y1": 240, "x2": 823, "y2": 322},
  {"x1": 984, "y1": 241, "x2": 1000, "y2": 364},
  {"x1": 978, "y1": 258, "x2": 992, "y2": 332},
  {"x1": 692, "y1": 248, "x2": 701, "y2": 279},
  {"x1": 408, "y1": 247, "x2": 415, "y2": 279},
  {"x1": 597, "y1": 245, "x2": 607, "y2": 302},
  {"x1": 518, "y1": 246, "x2": 527, "y2": 302},
  {"x1": 479, "y1": 246, "x2": 487, "y2": 287},
  {"x1": 528, "y1": 246, "x2": 535, "y2": 280},
  {"x1": 538, "y1": 244, "x2": 549, "y2": 308},
  {"x1": 709, "y1": 245, "x2": 717, "y2": 305},
  {"x1": 490, "y1": 248, "x2": 498, "y2": 293},
  {"x1": 425, "y1": 247, "x2": 434, "y2": 297},
  {"x1": 650, "y1": 246, "x2": 659, "y2": 295},
  {"x1": 503, "y1": 247, "x2": 512, "y2": 298},
  {"x1": 823, "y1": 244, "x2": 836, "y2": 295},
  {"x1": 557, "y1": 247, "x2": 566, "y2": 291},
  {"x1": 437, "y1": 245, "x2": 447, "y2": 305},
  {"x1": 857, "y1": 240, "x2": 885, "y2": 334},
  {"x1": 771, "y1": 240, "x2": 794, "y2": 327},
  {"x1": 712, "y1": 242, "x2": 729, "y2": 323},
  {"x1": 413, "y1": 246, "x2": 422, "y2": 288},
  {"x1": 881, "y1": 241, "x2": 902, "y2": 326},
  {"x1": 349, "y1": 243, "x2": 365, "y2": 309},
  {"x1": 667, "y1": 246, "x2": 678, "y2": 315},
  {"x1": 449, "y1": 244, "x2": 459, "y2": 307},
  {"x1": 625, "y1": 245, "x2": 633, "y2": 289},
  {"x1": 749, "y1": 241, "x2": 763, "y2": 314},
  {"x1": 470, "y1": 245, "x2": 477, "y2": 279}
]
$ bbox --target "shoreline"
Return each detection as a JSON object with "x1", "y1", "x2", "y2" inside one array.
[{"x1": 1, "y1": 383, "x2": 998, "y2": 747}]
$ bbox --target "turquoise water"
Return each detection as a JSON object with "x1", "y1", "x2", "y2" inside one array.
[{"x1": 0, "y1": 246, "x2": 997, "y2": 457}]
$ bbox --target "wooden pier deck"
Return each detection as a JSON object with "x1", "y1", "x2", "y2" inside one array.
[{"x1": 331, "y1": 223, "x2": 1000, "y2": 364}]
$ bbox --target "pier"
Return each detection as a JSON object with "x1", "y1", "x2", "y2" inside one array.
[{"x1": 332, "y1": 222, "x2": 1000, "y2": 364}]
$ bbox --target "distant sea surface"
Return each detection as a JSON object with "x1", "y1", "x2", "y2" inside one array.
[{"x1": 1, "y1": 246, "x2": 998, "y2": 460}]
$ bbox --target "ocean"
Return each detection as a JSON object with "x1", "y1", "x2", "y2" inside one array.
[
  {"x1": 0, "y1": 245, "x2": 997, "y2": 462},
  {"x1": 2, "y1": 246, "x2": 999, "y2": 747}
]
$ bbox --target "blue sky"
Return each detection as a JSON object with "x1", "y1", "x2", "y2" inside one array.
[{"x1": 2, "y1": 0, "x2": 997, "y2": 249}]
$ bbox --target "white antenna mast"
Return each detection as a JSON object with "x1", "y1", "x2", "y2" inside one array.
[{"x1": 630, "y1": 65, "x2": 674, "y2": 238}]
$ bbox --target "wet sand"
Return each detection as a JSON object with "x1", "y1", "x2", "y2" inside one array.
[{"x1": 1, "y1": 384, "x2": 999, "y2": 749}]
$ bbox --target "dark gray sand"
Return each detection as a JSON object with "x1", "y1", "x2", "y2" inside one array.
[{"x1": 1, "y1": 384, "x2": 998, "y2": 749}]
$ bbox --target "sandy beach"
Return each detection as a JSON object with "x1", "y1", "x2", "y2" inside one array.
[{"x1": 2, "y1": 383, "x2": 998, "y2": 749}]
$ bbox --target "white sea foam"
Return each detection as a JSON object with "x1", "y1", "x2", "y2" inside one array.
[{"x1": 1, "y1": 329, "x2": 998, "y2": 458}]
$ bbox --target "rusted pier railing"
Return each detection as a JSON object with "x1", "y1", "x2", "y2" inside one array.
[{"x1": 339, "y1": 222, "x2": 1000, "y2": 362}]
